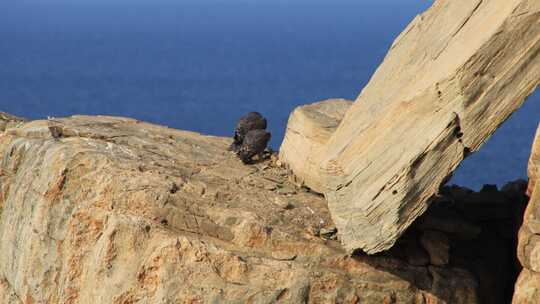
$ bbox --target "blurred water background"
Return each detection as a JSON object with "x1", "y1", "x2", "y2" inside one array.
[{"x1": 0, "y1": 0, "x2": 538, "y2": 189}]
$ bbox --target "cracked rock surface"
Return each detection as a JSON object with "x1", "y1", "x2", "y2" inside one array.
[
  {"x1": 514, "y1": 125, "x2": 540, "y2": 303},
  {"x1": 0, "y1": 114, "x2": 488, "y2": 303},
  {"x1": 280, "y1": 0, "x2": 540, "y2": 254}
]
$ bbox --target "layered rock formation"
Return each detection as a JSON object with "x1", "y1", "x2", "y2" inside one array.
[
  {"x1": 0, "y1": 111, "x2": 535, "y2": 303},
  {"x1": 0, "y1": 113, "x2": 527, "y2": 303},
  {"x1": 0, "y1": 1, "x2": 537, "y2": 302},
  {"x1": 0, "y1": 112, "x2": 25, "y2": 131},
  {"x1": 280, "y1": 0, "x2": 540, "y2": 253},
  {"x1": 279, "y1": 99, "x2": 352, "y2": 193},
  {"x1": 514, "y1": 125, "x2": 540, "y2": 303}
]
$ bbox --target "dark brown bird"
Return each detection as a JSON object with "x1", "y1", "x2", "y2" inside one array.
[
  {"x1": 237, "y1": 129, "x2": 271, "y2": 164},
  {"x1": 48, "y1": 125, "x2": 63, "y2": 139},
  {"x1": 230, "y1": 112, "x2": 267, "y2": 152}
]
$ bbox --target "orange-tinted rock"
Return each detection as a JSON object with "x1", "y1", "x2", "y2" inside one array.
[
  {"x1": 0, "y1": 114, "x2": 481, "y2": 303},
  {"x1": 513, "y1": 269, "x2": 540, "y2": 304}
]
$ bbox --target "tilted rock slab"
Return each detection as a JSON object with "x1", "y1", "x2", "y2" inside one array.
[
  {"x1": 279, "y1": 99, "x2": 352, "y2": 193},
  {"x1": 281, "y1": 0, "x2": 540, "y2": 253},
  {"x1": 514, "y1": 124, "x2": 540, "y2": 303},
  {"x1": 0, "y1": 115, "x2": 480, "y2": 303}
]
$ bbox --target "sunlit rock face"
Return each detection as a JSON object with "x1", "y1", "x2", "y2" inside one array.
[
  {"x1": 0, "y1": 114, "x2": 487, "y2": 303},
  {"x1": 279, "y1": 98, "x2": 352, "y2": 193},
  {"x1": 0, "y1": 112, "x2": 531, "y2": 303},
  {"x1": 280, "y1": 0, "x2": 540, "y2": 254},
  {"x1": 514, "y1": 125, "x2": 540, "y2": 303}
]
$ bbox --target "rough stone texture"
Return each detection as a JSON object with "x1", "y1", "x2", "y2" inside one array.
[
  {"x1": 280, "y1": 0, "x2": 540, "y2": 254},
  {"x1": 529, "y1": 131, "x2": 540, "y2": 194},
  {"x1": 420, "y1": 231, "x2": 449, "y2": 267},
  {"x1": 0, "y1": 112, "x2": 25, "y2": 132},
  {"x1": 0, "y1": 115, "x2": 486, "y2": 303},
  {"x1": 513, "y1": 269, "x2": 540, "y2": 304},
  {"x1": 514, "y1": 124, "x2": 540, "y2": 303},
  {"x1": 279, "y1": 99, "x2": 352, "y2": 193}
]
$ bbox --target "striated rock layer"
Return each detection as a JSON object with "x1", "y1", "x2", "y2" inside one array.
[
  {"x1": 0, "y1": 114, "x2": 488, "y2": 303},
  {"x1": 514, "y1": 124, "x2": 540, "y2": 303},
  {"x1": 279, "y1": 99, "x2": 352, "y2": 193},
  {"x1": 280, "y1": 0, "x2": 540, "y2": 253}
]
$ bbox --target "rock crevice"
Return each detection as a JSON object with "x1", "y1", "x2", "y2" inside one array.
[
  {"x1": 0, "y1": 114, "x2": 525, "y2": 303},
  {"x1": 279, "y1": 0, "x2": 540, "y2": 254}
]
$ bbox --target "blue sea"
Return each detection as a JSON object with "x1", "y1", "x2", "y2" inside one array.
[{"x1": 0, "y1": 0, "x2": 538, "y2": 189}]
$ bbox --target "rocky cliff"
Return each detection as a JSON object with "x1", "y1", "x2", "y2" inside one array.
[
  {"x1": 0, "y1": 1, "x2": 537, "y2": 302},
  {"x1": 514, "y1": 124, "x2": 540, "y2": 303},
  {"x1": 280, "y1": 99, "x2": 352, "y2": 194},
  {"x1": 279, "y1": 0, "x2": 540, "y2": 254},
  {"x1": 0, "y1": 113, "x2": 531, "y2": 303}
]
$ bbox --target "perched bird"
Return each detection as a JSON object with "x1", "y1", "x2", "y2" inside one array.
[
  {"x1": 230, "y1": 112, "x2": 267, "y2": 152},
  {"x1": 237, "y1": 129, "x2": 271, "y2": 164},
  {"x1": 48, "y1": 125, "x2": 63, "y2": 139}
]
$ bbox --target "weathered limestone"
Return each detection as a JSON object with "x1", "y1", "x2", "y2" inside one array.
[
  {"x1": 513, "y1": 269, "x2": 540, "y2": 304},
  {"x1": 279, "y1": 99, "x2": 352, "y2": 193},
  {"x1": 514, "y1": 125, "x2": 540, "y2": 303},
  {"x1": 0, "y1": 112, "x2": 25, "y2": 131},
  {"x1": 0, "y1": 115, "x2": 486, "y2": 303},
  {"x1": 280, "y1": 0, "x2": 540, "y2": 253}
]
